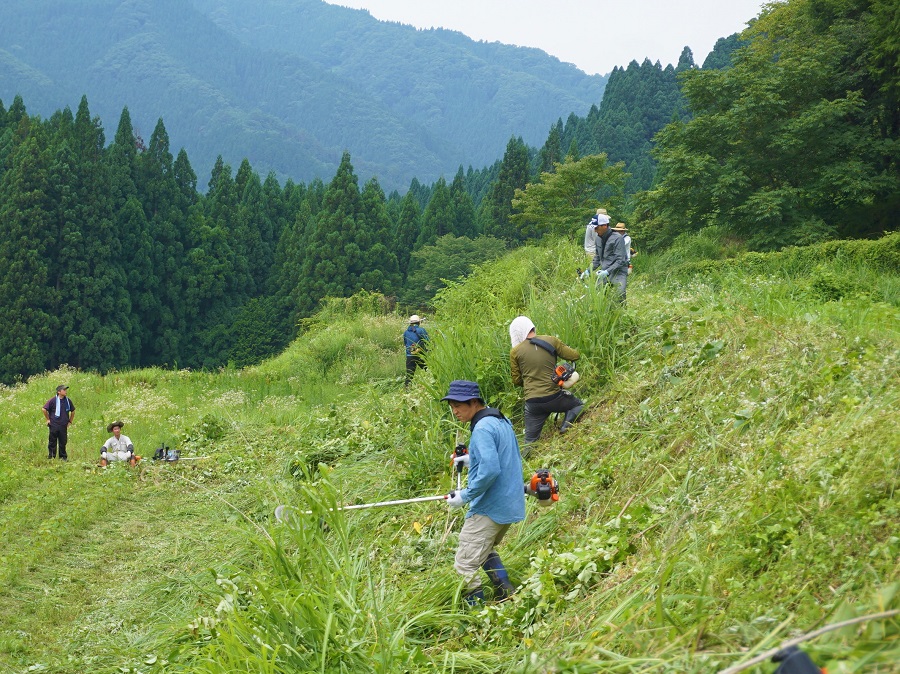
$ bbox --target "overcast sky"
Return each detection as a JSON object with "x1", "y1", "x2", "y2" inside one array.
[{"x1": 327, "y1": 0, "x2": 768, "y2": 76}]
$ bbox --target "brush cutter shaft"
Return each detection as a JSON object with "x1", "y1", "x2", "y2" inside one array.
[
  {"x1": 276, "y1": 494, "x2": 447, "y2": 518},
  {"x1": 341, "y1": 494, "x2": 448, "y2": 510}
]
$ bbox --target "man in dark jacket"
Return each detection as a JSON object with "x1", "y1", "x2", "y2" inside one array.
[
  {"x1": 403, "y1": 315, "x2": 430, "y2": 387},
  {"x1": 590, "y1": 214, "x2": 628, "y2": 301},
  {"x1": 42, "y1": 385, "x2": 75, "y2": 460}
]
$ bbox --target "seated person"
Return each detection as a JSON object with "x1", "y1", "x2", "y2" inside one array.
[{"x1": 101, "y1": 421, "x2": 137, "y2": 466}]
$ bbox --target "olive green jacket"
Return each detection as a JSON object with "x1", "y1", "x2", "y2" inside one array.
[{"x1": 510, "y1": 335, "x2": 580, "y2": 400}]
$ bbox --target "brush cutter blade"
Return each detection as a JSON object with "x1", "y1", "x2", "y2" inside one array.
[{"x1": 274, "y1": 505, "x2": 292, "y2": 524}]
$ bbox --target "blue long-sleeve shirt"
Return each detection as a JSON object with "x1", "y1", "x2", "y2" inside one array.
[
  {"x1": 460, "y1": 410, "x2": 526, "y2": 524},
  {"x1": 403, "y1": 325, "x2": 429, "y2": 357}
]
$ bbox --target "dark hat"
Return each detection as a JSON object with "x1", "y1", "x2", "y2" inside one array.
[
  {"x1": 56, "y1": 385, "x2": 69, "y2": 391},
  {"x1": 441, "y1": 380, "x2": 483, "y2": 403},
  {"x1": 107, "y1": 421, "x2": 124, "y2": 432}
]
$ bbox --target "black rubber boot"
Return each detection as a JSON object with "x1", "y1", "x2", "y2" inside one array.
[{"x1": 559, "y1": 404, "x2": 584, "y2": 433}]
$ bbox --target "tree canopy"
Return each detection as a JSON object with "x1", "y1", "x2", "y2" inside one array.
[
  {"x1": 635, "y1": 0, "x2": 900, "y2": 251},
  {"x1": 511, "y1": 154, "x2": 628, "y2": 239}
]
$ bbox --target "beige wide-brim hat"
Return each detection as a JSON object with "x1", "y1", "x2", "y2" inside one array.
[
  {"x1": 409, "y1": 315, "x2": 422, "y2": 323},
  {"x1": 612, "y1": 223, "x2": 628, "y2": 232}
]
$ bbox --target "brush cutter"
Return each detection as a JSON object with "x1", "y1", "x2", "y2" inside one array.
[
  {"x1": 276, "y1": 434, "x2": 471, "y2": 522},
  {"x1": 525, "y1": 469, "x2": 560, "y2": 507},
  {"x1": 551, "y1": 362, "x2": 579, "y2": 389}
]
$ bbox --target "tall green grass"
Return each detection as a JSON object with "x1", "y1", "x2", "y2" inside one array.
[{"x1": 175, "y1": 234, "x2": 899, "y2": 672}]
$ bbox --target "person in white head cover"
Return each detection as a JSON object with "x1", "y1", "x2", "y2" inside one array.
[
  {"x1": 509, "y1": 316, "x2": 584, "y2": 455},
  {"x1": 583, "y1": 208, "x2": 608, "y2": 258},
  {"x1": 101, "y1": 421, "x2": 137, "y2": 467}
]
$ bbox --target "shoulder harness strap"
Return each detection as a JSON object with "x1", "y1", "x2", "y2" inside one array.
[
  {"x1": 470, "y1": 407, "x2": 510, "y2": 432},
  {"x1": 528, "y1": 337, "x2": 557, "y2": 357}
]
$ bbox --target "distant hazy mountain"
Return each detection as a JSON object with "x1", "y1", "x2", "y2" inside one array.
[{"x1": 0, "y1": 0, "x2": 607, "y2": 190}]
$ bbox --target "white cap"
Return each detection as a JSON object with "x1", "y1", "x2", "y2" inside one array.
[
  {"x1": 409, "y1": 315, "x2": 422, "y2": 323},
  {"x1": 594, "y1": 214, "x2": 610, "y2": 226}
]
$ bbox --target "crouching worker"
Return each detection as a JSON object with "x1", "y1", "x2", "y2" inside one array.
[
  {"x1": 100, "y1": 421, "x2": 137, "y2": 467},
  {"x1": 509, "y1": 316, "x2": 584, "y2": 454},
  {"x1": 442, "y1": 380, "x2": 525, "y2": 605}
]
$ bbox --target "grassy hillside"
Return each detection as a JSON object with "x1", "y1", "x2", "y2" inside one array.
[{"x1": 0, "y1": 234, "x2": 898, "y2": 673}]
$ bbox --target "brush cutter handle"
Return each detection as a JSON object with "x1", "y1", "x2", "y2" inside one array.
[{"x1": 451, "y1": 445, "x2": 469, "y2": 473}]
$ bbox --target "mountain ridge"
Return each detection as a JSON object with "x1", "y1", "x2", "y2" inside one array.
[{"x1": 0, "y1": 0, "x2": 608, "y2": 190}]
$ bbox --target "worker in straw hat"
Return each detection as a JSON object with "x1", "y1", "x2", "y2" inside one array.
[
  {"x1": 100, "y1": 421, "x2": 137, "y2": 467},
  {"x1": 611, "y1": 222, "x2": 635, "y2": 274},
  {"x1": 403, "y1": 315, "x2": 430, "y2": 387}
]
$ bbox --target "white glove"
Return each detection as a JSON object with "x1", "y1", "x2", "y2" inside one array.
[
  {"x1": 446, "y1": 491, "x2": 465, "y2": 508},
  {"x1": 100, "y1": 451, "x2": 108, "y2": 459},
  {"x1": 579, "y1": 268, "x2": 591, "y2": 281},
  {"x1": 451, "y1": 453, "x2": 470, "y2": 469},
  {"x1": 596, "y1": 268, "x2": 609, "y2": 279}
]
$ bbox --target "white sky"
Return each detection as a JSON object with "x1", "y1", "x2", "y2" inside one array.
[{"x1": 327, "y1": 0, "x2": 769, "y2": 75}]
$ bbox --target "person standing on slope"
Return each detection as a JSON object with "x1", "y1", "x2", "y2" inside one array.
[
  {"x1": 612, "y1": 222, "x2": 635, "y2": 274},
  {"x1": 43, "y1": 384, "x2": 75, "y2": 461},
  {"x1": 590, "y1": 214, "x2": 628, "y2": 301},
  {"x1": 443, "y1": 380, "x2": 525, "y2": 604},
  {"x1": 403, "y1": 315, "x2": 430, "y2": 387},
  {"x1": 583, "y1": 208, "x2": 608, "y2": 259}
]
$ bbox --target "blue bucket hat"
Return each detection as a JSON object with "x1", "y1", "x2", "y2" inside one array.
[{"x1": 441, "y1": 380, "x2": 483, "y2": 403}]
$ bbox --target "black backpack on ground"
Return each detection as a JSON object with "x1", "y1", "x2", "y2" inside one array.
[{"x1": 153, "y1": 444, "x2": 180, "y2": 462}]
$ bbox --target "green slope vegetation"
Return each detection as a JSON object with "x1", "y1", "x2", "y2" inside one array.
[{"x1": 1, "y1": 234, "x2": 898, "y2": 673}]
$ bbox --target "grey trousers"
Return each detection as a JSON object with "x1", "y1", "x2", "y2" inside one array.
[{"x1": 598, "y1": 271, "x2": 627, "y2": 302}]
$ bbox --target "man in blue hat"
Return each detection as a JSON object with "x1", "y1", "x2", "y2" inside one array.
[{"x1": 442, "y1": 380, "x2": 525, "y2": 604}]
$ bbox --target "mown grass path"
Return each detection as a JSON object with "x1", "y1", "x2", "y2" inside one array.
[{"x1": 0, "y1": 448, "x2": 259, "y2": 673}]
